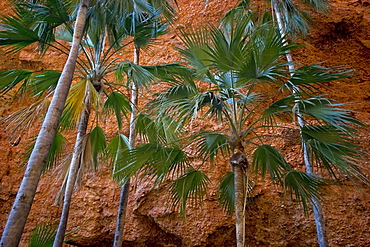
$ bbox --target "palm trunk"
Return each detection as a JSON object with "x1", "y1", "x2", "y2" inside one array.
[
  {"x1": 53, "y1": 97, "x2": 91, "y2": 247},
  {"x1": 0, "y1": 1, "x2": 89, "y2": 246},
  {"x1": 272, "y1": 1, "x2": 327, "y2": 246},
  {"x1": 230, "y1": 150, "x2": 248, "y2": 247},
  {"x1": 113, "y1": 45, "x2": 140, "y2": 247}
]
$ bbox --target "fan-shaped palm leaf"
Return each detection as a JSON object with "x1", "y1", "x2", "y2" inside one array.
[
  {"x1": 191, "y1": 131, "x2": 230, "y2": 164},
  {"x1": 283, "y1": 170, "x2": 325, "y2": 212},
  {"x1": 24, "y1": 131, "x2": 69, "y2": 173},
  {"x1": 60, "y1": 79, "x2": 100, "y2": 130},
  {"x1": 218, "y1": 171, "x2": 254, "y2": 215},
  {"x1": 0, "y1": 69, "x2": 33, "y2": 95},
  {"x1": 1, "y1": 97, "x2": 51, "y2": 144},
  {"x1": 252, "y1": 144, "x2": 290, "y2": 183},
  {"x1": 86, "y1": 126, "x2": 107, "y2": 168},
  {"x1": 169, "y1": 168, "x2": 210, "y2": 216},
  {"x1": 28, "y1": 223, "x2": 57, "y2": 247},
  {"x1": 103, "y1": 91, "x2": 131, "y2": 130},
  {"x1": 301, "y1": 125, "x2": 368, "y2": 183}
]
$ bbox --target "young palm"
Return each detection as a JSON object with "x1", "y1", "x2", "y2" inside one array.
[{"x1": 132, "y1": 13, "x2": 367, "y2": 247}]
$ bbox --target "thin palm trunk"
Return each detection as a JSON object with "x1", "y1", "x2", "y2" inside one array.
[
  {"x1": 272, "y1": 1, "x2": 327, "y2": 246},
  {"x1": 230, "y1": 149, "x2": 248, "y2": 247},
  {"x1": 113, "y1": 45, "x2": 140, "y2": 247},
  {"x1": 53, "y1": 96, "x2": 91, "y2": 247},
  {"x1": 0, "y1": 1, "x2": 90, "y2": 246}
]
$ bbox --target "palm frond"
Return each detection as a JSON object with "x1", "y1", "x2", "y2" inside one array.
[
  {"x1": 283, "y1": 170, "x2": 325, "y2": 212},
  {"x1": 218, "y1": 171, "x2": 255, "y2": 215},
  {"x1": 0, "y1": 70, "x2": 33, "y2": 95},
  {"x1": 274, "y1": 0, "x2": 312, "y2": 38},
  {"x1": 136, "y1": 112, "x2": 182, "y2": 145},
  {"x1": 116, "y1": 61, "x2": 157, "y2": 89},
  {"x1": 27, "y1": 70, "x2": 61, "y2": 97},
  {"x1": 237, "y1": 24, "x2": 292, "y2": 86},
  {"x1": 154, "y1": 84, "x2": 202, "y2": 124},
  {"x1": 28, "y1": 223, "x2": 57, "y2": 247},
  {"x1": 178, "y1": 26, "x2": 214, "y2": 76},
  {"x1": 252, "y1": 144, "x2": 290, "y2": 183},
  {"x1": 221, "y1": 1, "x2": 253, "y2": 28},
  {"x1": 297, "y1": 96, "x2": 364, "y2": 131},
  {"x1": 103, "y1": 92, "x2": 131, "y2": 130},
  {"x1": 301, "y1": 0, "x2": 329, "y2": 12},
  {"x1": 114, "y1": 143, "x2": 189, "y2": 186},
  {"x1": 107, "y1": 134, "x2": 131, "y2": 183},
  {"x1": 0, "y1": 0, "x2": 71, "y2": 54},
  {"x1": 192, "y1": 131, "x2": 230, "y2": 164},
  {"x1": 1, "y1": 97, "x2": 51, "y2": 143},
  {"x1": 140, "y1": 63, "x2": 195, "y2": 86},
  {"x1": 23, "y1": 131, "x2": 69, "y2": 173},
  {"x1": 149, "y1": 0, "x2": 177, "y2": 24},
  {"x1": 218, "y1": 172, "x2": 235, "y2": 215},
  {"x1": 86, "y1": 126, "x2": 106, "y2": 168},
  {"x1": 169, "y1": 168, "x2": 210, "y2": 216},
  {"x1": 0, "y1": 13, "x2": 41, "y2": 53},
  {"x1": 301, "y1": 125, "x2": 369, "y2": 184},
  {"x1": 287, "y1": 64, "x2": 352, "y2": 91},
  {"x1": 262, "y1": 94, "x2": 294, "y2": 125},
  {"x1": 60, "y1": 79, "x2": 89, "y2": 130}
]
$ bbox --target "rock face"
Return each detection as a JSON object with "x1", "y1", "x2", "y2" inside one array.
[{"x1": 0, "y1": 0, "x2": 369, "y2": 246}]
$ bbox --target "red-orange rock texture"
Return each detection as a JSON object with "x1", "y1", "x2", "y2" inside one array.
[{"x1": 0, "y1": 0, "x2": 369, "y2": 246}]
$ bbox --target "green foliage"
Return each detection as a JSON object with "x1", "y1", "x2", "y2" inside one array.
[
  {"x1": 0, "y1": 0, "x2": 71, "y2": 53},
  {"x1": 169, "y1": 168, "x2": 210, "y2": 216},
  {"x1": 218, "y1": 172, "x2": 235, "y2": 215},
  {"x1": 87, "y1": 126, "x2": 107, "y2": 168},
  {"x1": 116, "y1": 61, "x2": 158, "y2": 89},
  {"x1": 192, "y1": 131, "x2": 230, "y2": 164},
  {"x1": 23, "y1": 131, "x2": 69, "y2": 173},
  {"x1": 288, "y1": 64, "x2": 352, "y2": 91},
  {"x1": 28, "y1": 222, "x2": 78, "y2": 247},
  {"x1": 28, "y1": 224, "x2": 57, "y2": 247},
  {"x1": 252, "y1": 144, "x2": 290, "y2": 183},
  {"x1": 135, "y1": 112, "x2": 181, "y2": 145},
  {"x1": 103, "y1": 92, "x2": 131, "y2": 130},
  {"x1": 113, "y1": 142, "x2": 188, "y2": 186},
  {"x1": 27, "y1": 71, "x2": 61, "y2": 97},
  {"x1": 107, "y1": 134, "x2": 131, "y2": 183},
  {"x1": 218, "y1": 171, "x2": 255, "y2": 215},
  {"x1": 0, "y1": 70, "x2": 33, "y2": 94},
  {"x1": 302, "y1": 125, "x2": 368, "y2": 184},
  {"x1": 283, "y1": 170, "x2": 325, "y2": 212}
]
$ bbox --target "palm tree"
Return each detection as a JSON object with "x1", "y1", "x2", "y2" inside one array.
[
  {"x1": 224, "y1": 0, "x2": 334, "y2": 245},
  {"x1": 236, "y1": 0, "x2": 331, "y2": 245},
  {"x1": 1, "y1": 0, "x2": 176, "y2": 245},
  {"x1": 114, "y1": 12, "x2": 368, "y2": 247},
  {"x1": 0, "y1": 1, "x2": 90, "y2": 246},
  {"x1": 109, "y1": 1, "x2": 177, "y2": 245}
]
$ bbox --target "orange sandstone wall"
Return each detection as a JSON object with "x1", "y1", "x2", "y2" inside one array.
[{"x1": 0, "y1": 0, "x2": 369, "y2": 246}]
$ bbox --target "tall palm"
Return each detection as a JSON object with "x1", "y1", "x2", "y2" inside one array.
[
  {"x1": 240, "y1": 0, "x2": 330, "y2": 245},
  {"x1": 0, "y1": 0, "x2": 172, "y2": 245},
  {"x1": 119, "y1": 13, "x2": 368, "y2": 247},
  {"x1": 0, "y1": 1, "x2": 90, "y2": 246},
  {"x1": 225, "y1": 0, "x2": 333, "y2": 245}
]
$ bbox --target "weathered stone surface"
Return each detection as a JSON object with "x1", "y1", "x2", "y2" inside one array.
[{"x1": 0, "y1": 0, "x2": 369, "y2": 246}]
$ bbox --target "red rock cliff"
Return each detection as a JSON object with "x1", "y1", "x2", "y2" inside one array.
[{"x1": 0, "y1": 0, "x2": 369, "y2": 246}]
